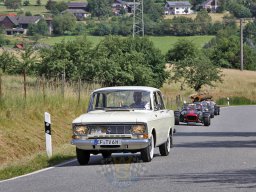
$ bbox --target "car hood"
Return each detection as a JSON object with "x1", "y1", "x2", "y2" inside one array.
[{"x1": 72, "y1": 110, "x2": 156, "y2": 124}]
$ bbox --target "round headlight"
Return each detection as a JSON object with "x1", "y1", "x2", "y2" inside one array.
[
  {"x1": 73, "y1": 125, "x2": 88, "y2": 135},
  {"x1": 131, "y1": 124, "x2": 146, "y2": 134}
]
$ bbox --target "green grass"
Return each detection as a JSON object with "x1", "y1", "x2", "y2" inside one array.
[
  {"x1": 217, "y1": 97, "x2": 256, "y2": 106},
  {"x1": 0, "y1": 144, "x2": 75, "y2": 180},
  {"x1": 0, "y1": 0, "x2": 88, "y2": 15},
  {"x1": 148, "y1": 35, "x2": 214, "y2": 54},
  {"x1": 0, "y1": 4, "x2": 48, "y2": 15},
  {"x1": 39, "y1": 35, "x2": 214, "y2": 54}
]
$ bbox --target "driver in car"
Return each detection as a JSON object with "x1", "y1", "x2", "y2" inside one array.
[{"x1": 130, "y1": 91, "x2": 148, "y2": 108}]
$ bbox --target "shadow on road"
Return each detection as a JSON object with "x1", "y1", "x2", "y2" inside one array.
[
  {"x1": 175, "y1": 132, "x2": 256, "y2": 137},
  {"x1": 175, "y1": 140, "x2": 256, "y2": 148},
  {"x1": 136, "y1": 168, "x2": 256, "y2": 189},
  {"x1": 59, "y1": 153, "x2": 160, "y2": 167}
]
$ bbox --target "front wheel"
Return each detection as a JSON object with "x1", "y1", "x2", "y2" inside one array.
[
  {"x1": 76, "y1": 147, "x2": 90, "y2": 165},
  {"x1": 159, "y1": 134, "x2": 173, "y2": 156},
  {"x1": 175, "y1": 116, "x2": 180, "y2": 125},
  {"x1": 141, "y1": 136, "x2": 154, "y2": 162},
  {"x1": 203, "y1": 117, "x2": 211, "y2": 126}
]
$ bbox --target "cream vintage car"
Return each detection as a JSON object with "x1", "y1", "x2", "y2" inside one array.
[{"x1": 71, "y1": 86, "x2": 175, "y2": 165}]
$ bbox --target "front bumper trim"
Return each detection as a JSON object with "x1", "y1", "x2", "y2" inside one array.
[{"x1": 71, "y1": 139, "x2": 149, "y2": 145}]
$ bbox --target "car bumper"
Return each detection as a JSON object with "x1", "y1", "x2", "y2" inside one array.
[{"x1": 71, "y1": 139, "x2": 150, "y2": 150}]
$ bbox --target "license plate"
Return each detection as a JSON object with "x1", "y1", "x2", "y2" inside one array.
[{"x1": 94, "y1": 139, "x2": 121, "y2": 145}]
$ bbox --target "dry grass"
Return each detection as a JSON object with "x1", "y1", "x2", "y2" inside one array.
[
  {"x1": 162, "y1": 68, "x2": 256, "y2": 103},
  {"x1": 205, "y1": 69, "x2": 256, "y2": 101},
  {"x1": 0, "y1": 75, "x2": 99, "y2": 168},
  {"x1": 164, "y1": 12, "x2": 231, "y2": 23}
]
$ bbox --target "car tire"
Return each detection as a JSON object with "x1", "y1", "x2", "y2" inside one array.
[
  {"x1": 141, "y1": 136, "x2": 154, "y2": 162},
  {"x1": 175, "y1": 116, "x2": 180, "y2": 125},
  {"x1": 159, "y1": 134, "x2": 173, "y2": 156},
  {"x1": 203, "y1": 117, "x2": 211, "y2": 126},
  {"x1": 102, "y1": 151, "x2": 112, "y2": 158},
  {"x1": 76, "y1": 147, "x2": 90, "y2": 165}
]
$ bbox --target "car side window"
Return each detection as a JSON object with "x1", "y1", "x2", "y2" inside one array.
[
  {"x1": 156, "y1": 92, "x2": 165, "y2": 110},
  {"x1": 153, "y1": 92, "x2": 165, "y2": 110}
]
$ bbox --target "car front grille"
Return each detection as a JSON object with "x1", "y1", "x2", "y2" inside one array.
[
  {"x1": 88, "y1": 124, "x2": 132, "y2": 134},
  {"x1": 186, "y1": 116, "x2": 197, "y2": 121}
]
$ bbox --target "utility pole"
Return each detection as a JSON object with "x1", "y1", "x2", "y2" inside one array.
[
  {"x1": 133, "y1": 0, "x2": 144, "y2": 37},
  {"x1": 240, "y1": 18, "x2": 244, "y2": 71}
]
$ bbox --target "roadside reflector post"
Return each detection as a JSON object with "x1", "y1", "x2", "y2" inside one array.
[
  {"x1": 227, "y1": 97, "x2": 230, "y2": 106},
  {"x1": 44, "y1": 112, "x2": 52, "y2": 158}
]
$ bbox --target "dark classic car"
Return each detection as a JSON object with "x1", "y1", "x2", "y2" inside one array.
[
  {"x1": 174, "y1": 103, "x2": 211, "y2": 126},
  {"x1": 190, "y1": 93, "x2": 220, "y2": 117}
]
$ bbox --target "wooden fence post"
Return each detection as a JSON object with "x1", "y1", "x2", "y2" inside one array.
[
  {"x1": 0, "y1": 69, "x2": 2, "y2": 100},
  {"x1": 23, "y1": 69, "x2": 27, "y2": 101},
  {"x1": 78, "y1": 77, "x2": 81, "y2": 104},
  {"x1": 61, "y1": 73, "x2": 65, "y2": 98},
  {"x1": 42, "y1": 75, "x2": 46, "y2": 101}
]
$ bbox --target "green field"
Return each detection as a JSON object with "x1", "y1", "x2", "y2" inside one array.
[
  {"x1": 39, "y1": 35, "x2": 214, "y2": 54},
  {"x1": 0, "y1": 0, "x2": 88, "y2": 15}
]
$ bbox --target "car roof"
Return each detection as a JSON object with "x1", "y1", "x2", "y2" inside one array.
[{"x1": 93, "y1": 86, "x2": 160, "y2": 93}]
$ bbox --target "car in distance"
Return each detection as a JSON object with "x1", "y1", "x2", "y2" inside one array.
[
  {"x1": 174, "y1": 103, "x2": 211, "y2": 126},
  {"x1": 71, "y1": 86, "x2": 175, "y2": 165}
]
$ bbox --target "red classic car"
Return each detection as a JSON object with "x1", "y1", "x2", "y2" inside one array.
[{"x1": 174, "y1": 103, "x2": 211, "y2": 126}]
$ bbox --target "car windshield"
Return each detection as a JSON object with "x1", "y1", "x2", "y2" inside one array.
[{"x1": 89, "y1": 90, "x2": 152, "y2": 111}]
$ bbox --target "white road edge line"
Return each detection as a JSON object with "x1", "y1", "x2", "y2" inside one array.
[{"x1": 0, "y1": 159, "x2": 77, "y2": 184}]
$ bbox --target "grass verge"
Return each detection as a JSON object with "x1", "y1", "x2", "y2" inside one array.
[
  {"x1": 217, "y1": 97, "x2": 256, "y2": 106},
  {"x1": 0, "y1": 144, "x2": 75, "y2": 180}
]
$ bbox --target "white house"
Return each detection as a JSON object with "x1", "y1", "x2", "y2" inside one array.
[{"x1": 164, "y1": 1, "x2": 192, "y2": 15}]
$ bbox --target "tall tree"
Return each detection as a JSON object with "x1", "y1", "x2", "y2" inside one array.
[
  {"x1": 39, "y1": 36, "x2": 94, "y2": 81},
  {"x1": 170, "y1": 53, "x2": 222, "y2": 91},
  {"x1": 144, "y1": 0, "x2": 163, "y2": 22},
  {"x1": 52, "y1": 13, "x2": 76, "y2": 35},
  {"x1": 0, "y1": 51, "x2": 18, "y2": 73},
  {"x1": 170, "y1": 16, "x2": 195, "y2": 36},
  {"x1": 28, "y1": 19, "x2": 48, "y2": 36},
  {"x1": 18, "y1": 46, "x2": 38, "y2": 99},
  {"x1": 166, "y1": 39, "x2": 222, "y2": 91},
  {"x1": 93, "y1": 36, "x2": 168, "y2": 88},
  {"x1": 194, "y1": 10, "x2": 212, "y2": 34},
  {"x1": 88, "y1": 0, "x2": 112, "y2": 19},
  {"x1": 166, "y1": 39, "x2": 198, "y2": 62}
]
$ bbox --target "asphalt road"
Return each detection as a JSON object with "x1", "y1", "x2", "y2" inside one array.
[{"x1": 1, "y1": 106, "x2": 256, "y2": 192}]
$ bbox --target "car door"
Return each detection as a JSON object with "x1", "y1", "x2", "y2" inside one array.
[{"x1": 152, "y1": 91, "x2": 169, "y2": 146}]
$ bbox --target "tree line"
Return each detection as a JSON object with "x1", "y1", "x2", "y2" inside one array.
[
  {"x1": 0, "y1": 35, "x2": 225, "y2": 92},
  {"x1": 1, "y1": 33, "x2": 256, "y2": 91},
  {"x1": 0, "y1": 36, "x2": 168, "y2": 89}
]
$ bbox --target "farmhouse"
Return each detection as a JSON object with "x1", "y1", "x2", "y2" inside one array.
[
  {"x1": 200, "y1": 0, "x2": 218, "y2": 12},
  {"x1": 62, "y1": 9, "x2": 89, "y2": 20},
  {"x1": 164, "y1": 1, "x2": 192, "y2": 15},
  {"x1": 66, "y1": 2, "x2": 88, "y2": 11},
  {"x1": 111, "y1": 0, "x2": 138, "y2": 15},
  {"x1": 0, "y1": 16, "x2": 42, "y2": 35}
]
